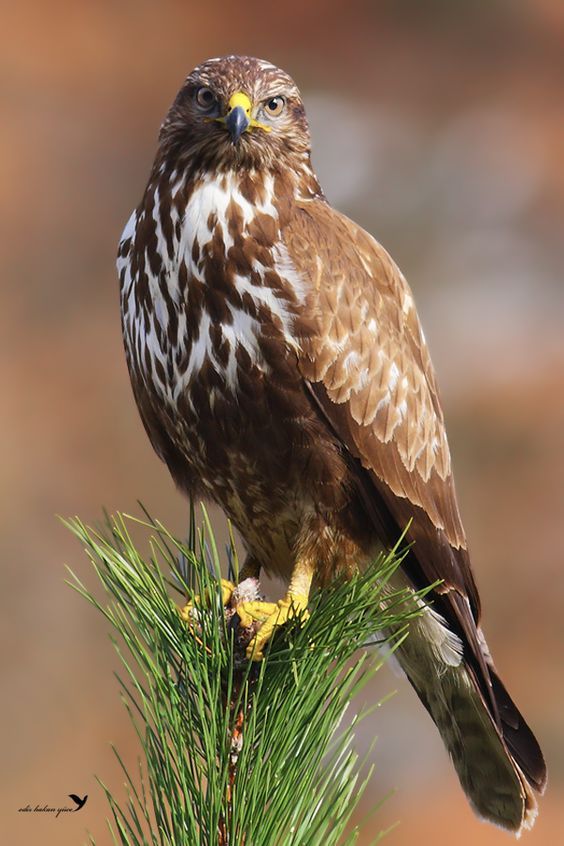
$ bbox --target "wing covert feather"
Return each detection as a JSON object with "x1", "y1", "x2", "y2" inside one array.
[{"x1": 284, "y1": 199, "x2": 479, "y2": 610}]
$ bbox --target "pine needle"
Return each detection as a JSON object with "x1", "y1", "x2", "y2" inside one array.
[{"x1": 64, "y1": 507, "x2": 424, "y2": 846}]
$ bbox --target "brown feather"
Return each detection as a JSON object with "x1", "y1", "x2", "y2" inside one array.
[
  {"x1": 118, "y1": 55, "x2": 546, "y2": 833},
  {"x1": 283, "y1": 197, "x2": 547, "y2": 813}
]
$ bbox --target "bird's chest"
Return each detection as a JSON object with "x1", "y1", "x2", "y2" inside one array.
[{"x1": 121, "y1": 172, "x2": 311, "y2": 481}]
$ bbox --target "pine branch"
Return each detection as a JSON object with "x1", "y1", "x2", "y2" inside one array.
[{"x1": 65, "y1": 507, "x2": 426, "y2": 846}]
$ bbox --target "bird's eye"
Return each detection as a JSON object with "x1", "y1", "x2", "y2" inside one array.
[
  {"x1": 264, "y1": 96, "x2": 285, "y2": 118},
  {"x1": 195, "y1": 87, "x2": 216, "y2": 109}
]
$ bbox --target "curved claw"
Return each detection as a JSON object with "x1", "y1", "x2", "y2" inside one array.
[
  {"x1": 220, "y1": 579, "x2": 236, "y2": 606},
  {"x1": 242, "y1": 593, "x2": 310, "y2": 661}
]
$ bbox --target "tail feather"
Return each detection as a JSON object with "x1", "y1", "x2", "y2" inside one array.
[
  {"x1": 414, "y1": 662, "x2": 541, "y2": 834},
  {"x1": 488, "y1": 668, "x2": 547, "y2": 795},
  {"x1": 389, "y1": 586, "x2": 547, "y2": 835}
]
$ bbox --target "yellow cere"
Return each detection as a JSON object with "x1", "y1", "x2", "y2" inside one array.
[{"x1": 228, "y1": 91, "x2": 252, "y2": 114}]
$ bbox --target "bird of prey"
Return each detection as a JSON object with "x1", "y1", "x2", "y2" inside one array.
[{"x1": 118, "y1": 55, "x2": 546, "y2": 833}]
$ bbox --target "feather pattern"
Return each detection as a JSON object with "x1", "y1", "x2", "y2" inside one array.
[
  {"x1": 283, "y1": 197, "x2": 546, "y2": 831},
  {"x1": 118, "y1": 54, "x2": 546, "y2": 835}
]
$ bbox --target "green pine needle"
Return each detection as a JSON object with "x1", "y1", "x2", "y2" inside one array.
[{"x1": 64, "y1": 507, "x2": 426, "y2": 846}]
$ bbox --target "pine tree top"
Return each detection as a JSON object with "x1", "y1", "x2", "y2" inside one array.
[{"x1": 65, "y1": 507, "x2": 425, "y2": 846}]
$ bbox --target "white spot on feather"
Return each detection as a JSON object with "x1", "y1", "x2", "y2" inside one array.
[
  {"x1": 388, "y1": 361, "x2": 400, "y2": 391},
  {"x1": 402, "y1": 291, "x2": 413, "y2": 314},
  {"x1": 343, "y1": 350, "x2": 360, "y2": 371},
  {"x1": 118, "y1": 209, "x2": 137, "y2": 248}
]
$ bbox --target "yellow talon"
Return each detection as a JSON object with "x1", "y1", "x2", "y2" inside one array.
[
  {"x1": 237, "y1": 600, "x2": 278, "y2": 628},
  {"x1": 243, "y1": 593, "x2": 310, "y2": 661},
  {"x1": 179, "y1": 553, "x2": 314, "y2": 662},
  {"x1": 180, "y1": 578, "x2": 235, "y2": 621}
]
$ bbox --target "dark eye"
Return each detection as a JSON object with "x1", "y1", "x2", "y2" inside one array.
[
  {"x1": 195, "y1": 87, "x2": 216, "y2": 109},
  {"x1": 264, "y1": 96, "x2": 285, "y2": 117}
]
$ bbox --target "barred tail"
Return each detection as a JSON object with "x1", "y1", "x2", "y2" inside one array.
[
  {"x1": 395, "y1": 607, "x2": 547, "y2": 835},
  {"x1": 414, "y1": 662, "x2": 543, "y2": 834}
]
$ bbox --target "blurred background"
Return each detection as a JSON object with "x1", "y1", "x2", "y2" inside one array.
[{"x1": 2, "y1": 1, "x2": 563, "y2": 843}]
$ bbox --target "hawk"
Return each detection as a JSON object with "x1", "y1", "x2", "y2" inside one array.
[{"x1": 118, "y1": 55, "x2": 546, "y2": 833}]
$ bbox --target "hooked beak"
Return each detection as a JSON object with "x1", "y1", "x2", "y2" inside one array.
[
  {"x1": 225, "y1": 92, "x2": 252, "y2": 144},
  {"x1": 226, "y1": 105, "x2": 250, "y2": 144}
]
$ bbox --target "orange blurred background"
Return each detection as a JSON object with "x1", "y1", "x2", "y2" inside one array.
[{"x1": 2, "y1": 2, "x2": 563, "y2": 844}]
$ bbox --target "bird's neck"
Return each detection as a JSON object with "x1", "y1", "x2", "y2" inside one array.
[{"x1": 151, "y1": 152, "x2": 323, "y2": 217}]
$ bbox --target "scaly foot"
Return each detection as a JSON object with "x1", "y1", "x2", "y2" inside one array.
[{"x1": 239, "y1": 593, "x2": 310, "y2": 660}]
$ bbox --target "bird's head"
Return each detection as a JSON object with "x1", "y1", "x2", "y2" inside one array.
[{"x1": 158, "y1": 56, "x2": 312, "y2": 174}]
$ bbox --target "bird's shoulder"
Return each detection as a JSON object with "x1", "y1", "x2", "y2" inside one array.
[
  {"x1": 282, "y1": 197, "x2": 467, "y2": 552},
  {"x1": 285, "y1": 198, "x2": 439, "y2": 400}
]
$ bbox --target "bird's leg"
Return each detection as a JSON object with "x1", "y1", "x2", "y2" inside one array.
[
  {"x1": 238, "y1": 556, "x2": 314, "y2": 660},
  {"x1": 238, "y1": 554, "x2": 261, "y2": 583}
]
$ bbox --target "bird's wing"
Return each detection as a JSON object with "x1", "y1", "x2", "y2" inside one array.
[
  {"x1": 283, "y1": 198, "x2": 482, "y2": 632},
  {"x1": 282, "y1": 198, "x2": 547, "y2": 810}
]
